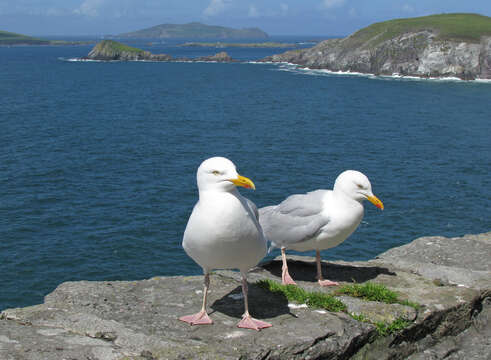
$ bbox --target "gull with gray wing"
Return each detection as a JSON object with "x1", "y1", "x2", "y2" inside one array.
[{"x1": 259, "y1": 170, "x2": 384, "y2": 286}]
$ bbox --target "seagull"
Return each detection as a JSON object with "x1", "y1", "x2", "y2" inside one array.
[
  {"x1": 259, "y1": 170, "x2": 384, "y2": 287},
  {"x1": 179, "y1": 157, "x2": 272, "y2": 331}
]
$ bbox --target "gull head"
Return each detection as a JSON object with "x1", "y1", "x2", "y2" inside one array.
[
  {"x1": 334, "y1": 170, "x2": 384, "y2": 210},
  {"x1": 196, "y1": 157, "x2": 255, "y2": 192}
]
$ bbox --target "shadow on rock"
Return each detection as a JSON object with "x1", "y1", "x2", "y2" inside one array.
[
  {"x1": 261, "y1": 259, "x2": 396, "y2": 283},
  {"x1": 210, "y1": 283, "x2": 293, "y2": 320}
]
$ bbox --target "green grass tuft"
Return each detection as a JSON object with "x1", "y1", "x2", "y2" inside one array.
[
  {"x1": 350, "y1": 313, "x2": 412, "y2": 336},
  {"x1": 374, "y1": 317, "x2": 412, "y2": 337},
  {"x1": 258, "y1": 279, "x2": 415, "y2": 337},
  {"x1": 257, "y1": 279, "x2": 346, "y2": 312},
  {"x1": 335, "y1": 282, "x2": 399, "y2": 303},
  {"x1": 350, "y1": 313, "x2": 369, "y2": 322},
  {"x1": 335, "y1": 282, "x2": 421, "y2": 310},
  {"x1": 399, "y1": 299, "x2": 421, "y2": 310},
  {"x1": 339, "y1": 282, "x2": 417, "y2": 336}
]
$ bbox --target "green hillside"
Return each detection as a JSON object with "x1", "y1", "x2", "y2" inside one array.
[
  {"x1": 93, "y1": 40, "x2": 145, "y2": 55},
  {"x1": 0, "y1": 30, "x2": 50, "y2": 45},
  {"x1": 347, "y1": 13, "x2": 491, "y2": 48},
  {"x1": 118, "y1": 22, "x2": 268, "y2": 39}
]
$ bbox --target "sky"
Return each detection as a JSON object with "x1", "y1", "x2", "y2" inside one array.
[{"x1": 1, "y1": 0, "x2": 490, "y2": 37}]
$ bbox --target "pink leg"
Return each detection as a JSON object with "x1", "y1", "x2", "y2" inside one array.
[
  {"x1": 281, "y1": 247, "x2": 297, "y2": 285},
  {"x1": 179, "y1": 273, "x2": 213, "y2": 325},
  {"x1": 237, "y1": 274, "x2": 272, "y2": 331},
  {"x1": 316, "y1": 250, "x2": 339, "y2": 287}
]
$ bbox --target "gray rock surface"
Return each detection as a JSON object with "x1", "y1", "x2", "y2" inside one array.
[
  {"x1": 262, "y1": 31, "x2": 491, "y2": 80},
  {"x1": 1, "y1": 232, "x2": 490, "y2": 359},
  {"x1": 193, "y1": 51, "x2": 234, "y2": 62},
  {"x1": 374, "y1": 232, "x2": 491, "y2": 289}
]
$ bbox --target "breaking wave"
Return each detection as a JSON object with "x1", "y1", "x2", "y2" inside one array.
[{"x1": 258, "y1": 62, "x2": 491, "y2": 84}]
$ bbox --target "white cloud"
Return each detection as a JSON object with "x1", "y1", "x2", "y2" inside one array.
[
  {"x1": 203, "y1": 0, "x2": 232, "y2": 17},
  {"x1": 321, "y1": 0, "x2": 346, "y2": 9},
  {"x1": 73, "y1": 0, "x2": 105, "y2": 17},
  {"x1": 248, "y1": 5, "x2": 259, "y2": 18},
  {"x1": 45, "y1": 7, "x2": 66, "y2": 16},
  {"x1": 402, "y1": 4, "x2": 414, "y2": 13},
  {"x1": 280, "y1": 3, "x2": 289, "y2": 16},
  {"x1": 71, "y1": 0, "x2": 146, "y2": 19}
]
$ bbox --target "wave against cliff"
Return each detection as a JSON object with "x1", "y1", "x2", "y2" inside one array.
[{"x1": 262, "y1": 14, "x2": 491, "y2": 80}]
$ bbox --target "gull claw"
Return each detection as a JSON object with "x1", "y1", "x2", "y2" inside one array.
[
  {"x1": 282, "y1": 271, "x2": 297, "y2": 285},
  {"x1": 318, "y1": 279, "x2": 339, "y2": 287},
  {"x1": 179, "y1": 310, "x2": 213, "y2": 325},
  {"x1": 237, "y1": 314, "x2": 272, "y2": 331}
]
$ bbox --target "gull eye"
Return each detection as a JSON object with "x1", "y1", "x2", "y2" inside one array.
[
  {"x1": 212, "y1": 170, "x2": 220, "y2": 176},
  {"x1": 356, "y1": 183, "x2": 364, "y2": 189}
]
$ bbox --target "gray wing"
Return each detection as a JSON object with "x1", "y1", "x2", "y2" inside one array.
[
  {"x1": 259, "y1": 190, "x2": 330, "y2": 248},
  {"x1": 241, "y1": 195, "x2": 266, "y2": 239},
  {"x1": 245, "y1": 198, "x2": 259, "y2": 220}
]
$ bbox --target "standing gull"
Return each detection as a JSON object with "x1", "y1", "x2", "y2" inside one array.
[
  {"x1": 179, "y1": 157, "x2": 272, "y2": 331},
  {"x1": 259, "y1": 170, "x2": 384, "y2": 286}
]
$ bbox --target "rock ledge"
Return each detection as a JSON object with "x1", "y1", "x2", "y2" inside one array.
[{"x1": 1, "y1": 232, "x2": 490, "y2": 359}]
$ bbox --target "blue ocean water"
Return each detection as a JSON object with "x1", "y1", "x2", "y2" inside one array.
[{"x1": 1, "y1": 38, "x2": 490, "y2": 311}]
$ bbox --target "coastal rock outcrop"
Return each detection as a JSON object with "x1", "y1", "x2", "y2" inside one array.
[
  {"x1": 85, "y1": 40, "x2": 235, "y2": 63},
  {"x1": 262, "y1": 14, "x2": 491, "y2": 80},
  {"x1": 86, "y1": 40, "x2": 172, "y2": 61},
  {"x1": 193, "y1": 51, "x2": 233, "y2": 62},
  {"x1": 1, "y1": 232, "x2": 490, "y2": 359}
]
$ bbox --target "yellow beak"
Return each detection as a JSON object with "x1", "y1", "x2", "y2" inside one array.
[
  {"x1": 229, "y1": 174, "x2": 256, "y2": 190},
  {"x1": 367, "y1": 195, "x2": 384, "y2": 210}
]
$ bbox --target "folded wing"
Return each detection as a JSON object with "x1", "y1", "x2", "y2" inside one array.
[{"x1": 259, "y1": 190, "x2": 330, "y2": 248}]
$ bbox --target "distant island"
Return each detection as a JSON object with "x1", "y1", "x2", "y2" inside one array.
[
  {"x1": 178, "y1": 42, "x2": 297, "y2": 48},
  {"x1": 85, "y1": 40, "x2": 235, "y2": 62},
  {"x1": 261, "y1": 13, "x2": 491, "y2": 80},
  {"x1": 0, "y1": 30, "x2": 93, "y2": 46},
  {"x1": 0, "y1": 30, "x2": 50, "y2": 45},
  {"x1": 115, "y1": 22, "x2": 268, "y2": 39}
]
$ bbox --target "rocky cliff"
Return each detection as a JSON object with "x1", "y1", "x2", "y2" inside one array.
[
  {"x1": 85, "y1": 40, "x2": 234, "y2": 62},
  {"x1": 262, "y1": 14, "x2": 491, "y2": 80},
  {"x1": 86, "y1": 40, "x2": 171, "y2": 61},
  {"x1": 1, "y1": 232, "x2": 490, "y2": 359}
]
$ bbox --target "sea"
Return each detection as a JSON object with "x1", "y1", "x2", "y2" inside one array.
[{"x1": 1, "y1": 37, "x2": 490, "y2": 311}]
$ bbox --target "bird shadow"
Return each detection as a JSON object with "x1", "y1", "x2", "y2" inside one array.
[
  {"x1": 210, "y1": 282, "x2": 294, "y2": 320},
  {"x1": 260, "y1": 258, "x2": 396, "y2": 284}
]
